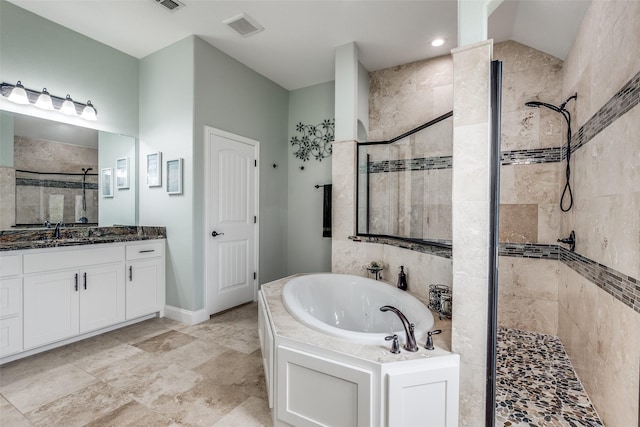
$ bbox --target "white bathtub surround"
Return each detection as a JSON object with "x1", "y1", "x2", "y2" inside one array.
[
  {"x1": 451, "y1": 39, "x2": 493, "y2": 426},
  {"x1": 260, "y1": 274, "x2": 458, "y2": 426}
]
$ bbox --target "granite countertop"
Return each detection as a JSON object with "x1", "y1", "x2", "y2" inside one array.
[
  {"x1": 0, "y1": 226, "x2": 166, "y2": 251},
  {"x1": 261, "y1": 275, "x2": 454, "y2": 365}
]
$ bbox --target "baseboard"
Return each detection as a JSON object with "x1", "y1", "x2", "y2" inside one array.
[{"x1": 164, "y1": 305, "x2": 209, "y2": 325}]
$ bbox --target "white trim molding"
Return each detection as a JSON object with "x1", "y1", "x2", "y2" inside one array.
[{"x1": 164, "y1": 305, "x2": 209, "y2": 325}]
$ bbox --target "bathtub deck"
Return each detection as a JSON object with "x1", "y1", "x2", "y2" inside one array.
[{"x1": 496, "y1": 327, "x2": 604, "y2": 427}]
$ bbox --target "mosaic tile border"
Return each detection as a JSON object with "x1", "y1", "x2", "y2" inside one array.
[
  {"x1": 500, "y1": 243, "x2": 640, "y2": 314},
  {"x1": 571, "y1": 69, "x2": 640, "y2": 153},
  {"x1": 500, "y1": 147, "x2": 562, "y2": 165},
  {"x1": 16, "y1": 177, "x2": 98, "y2": 190},
  {"x1": 368, "y1": 155, "x2": 452, "y2": 173},
  {"x1": 496, "y1": 327, "x2": 604, "y2": 426}
]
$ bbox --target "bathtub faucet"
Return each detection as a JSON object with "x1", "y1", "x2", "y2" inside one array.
[{"x1": 379, "y1": 305, "x2": 419, "y2": 352}]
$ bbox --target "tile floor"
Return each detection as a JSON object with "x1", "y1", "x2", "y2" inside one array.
[
  {"x1": 496, "y1": 327, "x2": 604, "y2": 427},
  {"x1": 0, "y1": 302, "x2": 272, "y2": 426}
]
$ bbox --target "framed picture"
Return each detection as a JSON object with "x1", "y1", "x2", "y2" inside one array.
[
  {"x1": 166, "y1": 158, "x2": 183, "y2": 195},
  {"x1": 101, "y1": 168, "x2": 113, "y2": 198},
  {"x1": 116, "y1": 157, "x2": 129, "y2": 189},
  {"x1": 147, "y1": 152, "x2": 162, "y2": 187}
]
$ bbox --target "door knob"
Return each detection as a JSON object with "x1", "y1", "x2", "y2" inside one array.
[{"x1": 211, "y1": 231, "x2": 225, "y2": 237}]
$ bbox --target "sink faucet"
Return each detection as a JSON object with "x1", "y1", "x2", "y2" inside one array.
[
  {"x1": 54, "y1": 221, "x2": 62, "y2": 239},
  {"x1": 379, "y1": 305, "x2": 419, "y2": 352}
]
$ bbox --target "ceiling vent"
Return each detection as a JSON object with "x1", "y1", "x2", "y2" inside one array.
[
  {"x1": 154, "y1": 0, "x2": 184, "y2": 12},
  {"x1": 223, "y1": 13, "x2": 264, "y2": 37}
]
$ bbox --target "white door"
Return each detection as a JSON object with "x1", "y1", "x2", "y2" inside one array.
[
  {"x1": 79, "y1": 264, "x2": 125, "y2": 333},
  {"x1": 206, "y1": 127, "x2": 259, "y2": 315}
]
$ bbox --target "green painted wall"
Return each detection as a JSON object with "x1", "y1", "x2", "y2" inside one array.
[
  {"x1": 287, "y1": 81, "x2": 334, "y2": 274},
  {"x1": 193, "y1": 36, "x2": 290, "y2": 296},
  {"x1": 139, "y1": 36, "x2": 196, "y2": 311},
  {"x1": 0, "y1": 0, "x2": 139, "y2": 137}
]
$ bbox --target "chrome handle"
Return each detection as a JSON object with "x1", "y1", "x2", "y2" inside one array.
[{"x1": 211, "y1": 231, "x2": 225, "y2": 237}]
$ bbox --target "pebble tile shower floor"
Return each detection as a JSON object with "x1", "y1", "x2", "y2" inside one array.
[
  {"x1": 496, "y1": 327, "x2": 604, "y2": 427},
  {"x1": 0, "y1": 303, "x2": 272, "y2": 426}
]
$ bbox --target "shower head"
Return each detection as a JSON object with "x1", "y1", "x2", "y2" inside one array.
[{"x1": 524, "y1": 100, "x2": 563, "y2": 113}]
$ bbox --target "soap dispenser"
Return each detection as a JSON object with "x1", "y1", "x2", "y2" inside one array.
[{"x1": 397, "y1": 266, "x2": 408, "y2": 291}]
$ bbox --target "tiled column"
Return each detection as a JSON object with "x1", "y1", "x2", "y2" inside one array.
[{"x1": 451, "y1": 39, "x2": 493, "y2": 426}]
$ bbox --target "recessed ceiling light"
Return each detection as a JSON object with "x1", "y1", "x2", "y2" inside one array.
[{"x1": 431, "y1": 38, "x2": 445, "y2": 47}]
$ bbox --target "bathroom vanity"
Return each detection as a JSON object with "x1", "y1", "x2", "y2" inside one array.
[
  {"x1": 0, "y1": 227, "x2": 166, "y2": 363},
  {"x1": 258, "y1": 276, "x2": 459, "y2": 427}
]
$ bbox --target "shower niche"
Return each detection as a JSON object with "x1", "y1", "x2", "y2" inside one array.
[{"x1": 356, "y1": 112, "x2": 453, "y2": 245}]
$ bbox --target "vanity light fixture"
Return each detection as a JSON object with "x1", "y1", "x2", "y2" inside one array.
[
  {"x1": 7, "y1": 81, "x2": 29, "y2": 104},
  {"x1": 0, "y1": 81, "x2": 98, "y2": 121},
  {"x1": 60, "y1": 95, "x2": 77, "y2": 115},
  {"x1": 431, "y1": 38, "x2": 445, "y2": 47},
  {"x1": 34, "y1": 88, "x2": 54, "y2": 110}
]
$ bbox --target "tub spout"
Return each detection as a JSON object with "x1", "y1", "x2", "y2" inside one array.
[{"x1": 380, "y1": 305, "x2": 419, "y2": 352}]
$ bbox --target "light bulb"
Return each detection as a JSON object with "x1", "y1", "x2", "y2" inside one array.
[
  {"x1": 60, "y1": 94, "x2": 77, "y2": 115},
  {"x1": 8, "y1": 81, "x2": 29, "y2": 104},
  {"x1": 35, "y1": 88, "x2": 54, "y2": 110},
  {"x1": 81, "y1": 100, "x2": 97, "y2": 121}
]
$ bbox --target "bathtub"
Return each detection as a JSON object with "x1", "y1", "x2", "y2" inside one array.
[{"x1": 282, "y1": 273, "x2": 434, "y2": 345}]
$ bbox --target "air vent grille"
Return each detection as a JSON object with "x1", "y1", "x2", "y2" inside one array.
[
  {"x1": 223, "y1": 13, "x2": 264, "y2": 37},
  {"x1": 154, "y1": 0, "x2": 184, "y2": 12}
]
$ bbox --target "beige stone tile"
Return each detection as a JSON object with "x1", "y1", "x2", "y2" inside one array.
[
  {"x1": 84, "y1": 400, "x2": 179, "y2": 427},
  {"x1": 500, "y1": 109, "x2": 540, "y2": 151},
  {"x1": 452, "y1": 123, "x2": 490, "y2": 203},
  {"x1": 212, "y1": 396, "x2": 272, "y2": 427},
  {"x1": 106, "y1": 318, "x2": 172, "y2": 344},
  {"x1": 0, "y1": 349, "x2": 67, "y2": 388},
  {"x1": 493, "y1": 40, "x2": 562, "y2": 74},
  {"x1": 497, "y1": 294, "x2": 558, "y2": 336},
  {"x1": 159, "y1": 338, "x2": 229, "y2": 370},
  {"x1": 452, "y1": 41, "x2": 492, "y2": 127},
  {"x1": 458, "y1": 362, "x2": 486, "y2": 426},
  {"x1": 72, "y1": 342, "x2": 145, "y2": 374},
  {"x1": 500, "y1": 162, "x2": 561, "y2": 205},
  {"x1": 25, "y1": 381, "x2": 131, "y2": 427},
  {"x1": 133, "y1": 330, "x2": 196, "y2": 354},
  {"x1": 500, "y1": 63, "x2": 562, "y2": 115},
  {"x1": 537, "y1": 203, "x2": 561, "y2": 244},
  {"x1": 498, "y1": 257, "x2": 559, "y2": 301},
  {"x1": 331, "y1": 239, "x2": 385, "y2": 276},
  {"x1": 216, "y1": 326, "x2": 261, "y2": 355},
  {"x1": 53, "y1": 333, "x2": 124, "y2": 361},
  {"x1": 0, "y1": 395, "x2": 32, "y2": 427},
  {"x1": 451, "y1": 275, "x2": 488, "y2": 366},
  {"x1": 452, "y1": 201, "x2": 489, "y2": 279},
  {"x1": 499, "y1": 203, "x2": 538, "y2": 243},
  {"x1": 1, "y1": 363, "x2": 98, "y2": 413}
]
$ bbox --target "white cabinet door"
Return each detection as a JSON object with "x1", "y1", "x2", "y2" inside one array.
[
  {"x1": 126, "y1": 259, "x2": 160, "y2": 319},
  {"x1": 277, "y1": 346, "x2": 372, "y2": 427},
  {"x1": 386, "y1": 355, "x2": 460, "y2": 427},
  {"x1": 0, "y1": 277, "x2": 23, "y2": 357},
  {"x1": 24, "y1": 270, "x2": 80, "y2": 349},
  {"x1": 80, "y1": 264, "x2": 125, "y2": 333}
]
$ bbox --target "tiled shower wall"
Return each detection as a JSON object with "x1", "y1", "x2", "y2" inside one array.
[
  {"x1": 493, "y1": 41, "x2": 565, "y2": 336},
  {"x1": 557, "y1": 2, "x2": 640, "y2": 426}
]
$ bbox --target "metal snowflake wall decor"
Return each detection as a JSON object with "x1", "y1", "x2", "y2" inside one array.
[{"x1": 290, "y1": 119, "x2": 335, "y2": 162}]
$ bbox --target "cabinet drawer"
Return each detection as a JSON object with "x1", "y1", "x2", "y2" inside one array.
[
  {"x1": 0, "y1": 254, "x2": 21, "y2": 278},
  {"x1": 23, "y1": 245, "x2": 124, "y2": 274},
  {"x1": 126, "y1": 241, "x2": 164, "y2": 261},
  {"x1": 0, "y1": 278, "x2": 21, "y2": 318}
]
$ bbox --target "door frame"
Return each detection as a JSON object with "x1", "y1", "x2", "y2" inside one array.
[{"x1": 204, "y1": 126, "x2": 260, "y2": 316}]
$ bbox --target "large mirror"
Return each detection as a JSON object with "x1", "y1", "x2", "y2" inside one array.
[{"x1": 0, "y1": 112, "x2": 136, "y2": 229}]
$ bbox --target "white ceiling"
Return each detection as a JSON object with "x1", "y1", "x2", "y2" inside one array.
[{"x1": 8, "y1": 0, "x2": 590, "y2": 91}]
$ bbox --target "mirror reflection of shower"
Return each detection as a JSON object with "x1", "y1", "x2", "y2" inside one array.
[{"x1": 80, "y1": 167, "x2": 93, "y2": 223}]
